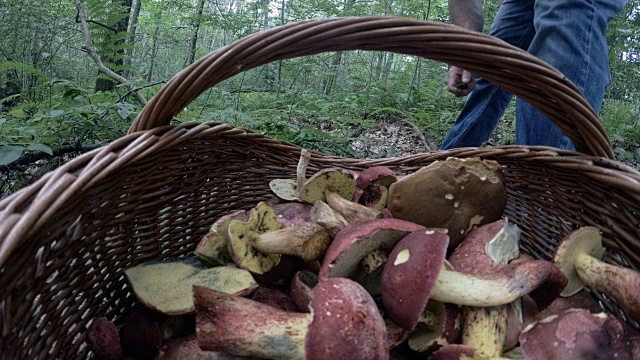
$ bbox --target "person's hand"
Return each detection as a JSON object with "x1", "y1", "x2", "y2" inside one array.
[{"x1": 447, "y1": 66, "x2": 476, "y2": 97}]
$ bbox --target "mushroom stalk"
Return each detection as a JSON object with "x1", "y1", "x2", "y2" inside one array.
[
  {"x1": 574, "y1": 252, "x2": 640, "y2": 321},
  {"x1": 326, "y1": 191, "x2": 382, "y2": 223},
  {"x1": 309, "y1": 201, "x2": 348, "y2": 237},
  {"x1": 196, "y1": 286, "x2": 311, "y2": 359},
  {"x1": 251, "y1": 222, "x2": 331, "y2": 262},
  {"x1": 461, "y1": 305, "x2": 508, "y2": 357},
  {"x1": 429, "y1": 262, "x2": 562, "y2": 307},
  {"x1": 296, "y1": 149, "x2": 311, "y2": 193}
]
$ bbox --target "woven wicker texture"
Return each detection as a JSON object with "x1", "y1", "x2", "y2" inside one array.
[{"x1": 0, "y1": 16, "x2": 639, "y2": 359}]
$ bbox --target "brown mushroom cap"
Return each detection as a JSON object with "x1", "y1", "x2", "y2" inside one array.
[
  {"x1": 319, "y1": 218, "x2": 425, "y2": 280},
  {"x1": 520, "y1": 308, "x2": 636, "y2": 359},
  {"x1": 306, "y1": 277, "x2": 388, "y2": 360},
  {"x1": 381, "y1": 228, "x2": 449, "y2": 330},
  {"x1": 553, "y1": 226, "x2": 606, "y2": 297},
  {"x1": 387, "y1": 157, "x2": 507, "y2": 248}
]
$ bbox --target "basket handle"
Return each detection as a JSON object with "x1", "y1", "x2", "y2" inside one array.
[{"x1": 129, "y1": 16, "x2": 614, "y2": 159}]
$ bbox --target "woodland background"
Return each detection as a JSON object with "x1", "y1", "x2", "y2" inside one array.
[{"x1": 1, "y1": 0, "x2": 640, "y2": 198}]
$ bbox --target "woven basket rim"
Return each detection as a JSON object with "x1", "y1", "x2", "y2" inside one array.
[{"x1": 1, "y1": 120, "x2": 639, "y2": 269}]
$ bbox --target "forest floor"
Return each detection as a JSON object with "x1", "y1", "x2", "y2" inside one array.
[{"x1": 349, "y1": 119, "x2": 640, "y2": 172}]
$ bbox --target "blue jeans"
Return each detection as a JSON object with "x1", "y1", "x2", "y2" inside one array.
[{"x1": 441, "y1": 0, "x2": 627, "y2": 151}]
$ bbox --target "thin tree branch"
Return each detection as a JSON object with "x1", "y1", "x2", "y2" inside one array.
[
  {"x1": 76, "y1": 0, "x2": 147, "y2": 105},
  {"x1": 117, "y1": 80, "x2": 166, "y2": 102}
]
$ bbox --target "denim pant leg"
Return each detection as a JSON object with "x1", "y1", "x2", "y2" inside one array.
[
  {"x1": 515, "y1": 0, "x2": 628, "y2": 150},
  {"x1": 441, "y1": 0, "x2": 536, "y2": 150}
]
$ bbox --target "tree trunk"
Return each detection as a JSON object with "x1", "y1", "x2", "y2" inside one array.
[
  {"x1": 146, "y1": 23, "x2": 160, "y2": 83},
  {"x1": 95, "y1": 0, "x2": 133, "y2": 92},
  {"x1": 323, "y1": 51, "x2": 342, "y2": 96},
  {"x1": 123, "y1": 0, "x2": 141, "y2": 78},
  {"x1": 186, "y1": 0, "x2": 206, "y2": 66},
  {"x1": 382, "y1": 52, "x2": 394, "y2": 87},
  {"x1": 276, "y1": 0, "x2": 285, "y2": 95}
]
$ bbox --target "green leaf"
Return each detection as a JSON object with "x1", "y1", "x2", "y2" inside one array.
[
  {"x1": 0, "y1": 145, "x2": 24, "y2": 166},
  {"x1": 8, "y1": 108, "x2": 29, "y2": 119},
  {"x1": 116, "y1": 103, "x2": 134, "y2": 119},
  {"x1": 27, "y1": 143, "x2": 53, "y2": 156},
  {"x1": 49, "y1": 110, "x2": 65, "y2": 117},
  {"x1": 0, "y1": 118, "x2": 6, "y2": 128},
  {"x1": 0, "y1": 93, "x2": 20, "y2": 104}
]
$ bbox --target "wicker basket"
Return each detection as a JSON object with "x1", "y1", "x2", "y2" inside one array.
[{"x1": 1, "y1": 16, "x2": 640, "y2": 359}]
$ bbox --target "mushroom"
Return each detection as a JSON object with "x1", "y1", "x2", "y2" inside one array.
[
  {"x1": 124, "y1": 257, "x2": 258, "y2": 315},
  {"x1": 308, "y1": 200, "x2": 348, "y2": 237},
  {"x1": 87, "y1": 317, "x2": 122, "y2": 360},
  {"x1": 529, "y1": 288, "x2": 601, "y2": 325},
  {"x1": 195, "y1": 209, "x2": 248, "y2": 266},
  {"x1": 271, "y1": 202, "x2": 313, "y2": 228},
  {"x1": 359, "y1": 184, "x2": 389, "y2": 210},
  {"x1": 553, "y1": 226, "x2": 640, "y2": 322},
  {"x1": 379, "y1": 228, "x2": 567, "y2": 324},
  {"x1": 325, "y1": 190, "x2": 382, "y2": 223},
  {"x1": 290, "y1": 270, "x2": 318, "y2": 313},
  {"x1": 447, "y1": 218, "x2": 523, "y2": 357},
  {"x1": 319, "y1": 218, "x2": 425, "y2": 283},
  {"x1": 520, "y1": 308, "x2": 638, "y2": 359},
  {"x1": 227, "y1": 202, "x2": 331, "y2": 274},
  {"x1": 298, "y1": 168, "x2": 357, "y2": 204},
  {"x1": 154, "y1": 334, "x2": 256, "y2": 359},
  {"x1": 194, "y1": 278, "x2": 388, "y2": 360},
  {"x1": 353, "y1": 166, "x2": 397, "y2": 208},
  {"x1": 407, "y1": 301, "x2": 461, "y2": 354},
  {"x1": 269, "y1": 149, "x2": 311, "y2": 201},
  {"x1": 120, "y1": 307, "x2": 163, "y2": 359},
  {"x1": 387, "y1": 157, "x2": 507, "y2": 248}
]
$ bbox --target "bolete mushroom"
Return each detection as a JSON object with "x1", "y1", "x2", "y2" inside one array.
[
  {"x1": 520, "y1": 308, "x2": 638, "y2": 359},
  {"x1": 387, "y1": 157, "x2": 507, "y2": 248},
  {"x1": 380, "y1": 228, "x2": 568, "y2": 324},
  {"x1": 553, "y1": 226, "x2": 640, "y2": 322},
  {"x1": 448, "y1": 218, "x2": 524, "y2": 357},
  {"x1": 272, "y1": 202, "x2": 313, "y2": 228},
  {"x1": 155, "y1": 334, "x2": 257, "y2": 359},
  {"x1": 195, "y1": 210, "x2": 248, "y2": 266},
  {"x1": 194, "y1": 277, "x2": 388, "y2": 360},
  {"x1": 298, "y1": 168, "x2": 357, "y2": 204},
  {"x1": 318, "y1": 218, "x2": 425, "y2": 289},
  {"x1": 269, "y1": 149, "x2": 311, "y2": 201},
  {"x1": 87, "y1": 317, "x2": 122, "y2": 360},
  {"x1": 353, "y1": 166, "x2": 397, "y2": 209},
  {"x1": 124, "y1": 257, "x2": 258, "y2": 315},
  {"x1": 407, "y1": 301, "x2": 461, "y2": 354},
  {"x1": 227, "y1": 202, "x2": 330, "y2": 274},
  {"x1": 290, "y1": 270, "x2": 318, "y2": 313},
  {"x1": 325, "y1": 190, "x2": 382, "y2": 223},
  {"x1": 308, "y1": 200, "x2": 348, "y2": 237}
]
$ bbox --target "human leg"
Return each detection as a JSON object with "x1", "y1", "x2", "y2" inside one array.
[
  {"x1": 515, "y1": 0, "x2": 628, "y2": 150},
  {"x1": 441, "y1": 0, "x2": 536, "y2": 150}
]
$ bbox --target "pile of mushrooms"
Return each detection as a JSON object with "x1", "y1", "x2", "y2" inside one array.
[{"x1": 84, "y1": 150, "x2": 640, "y2": 360}]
